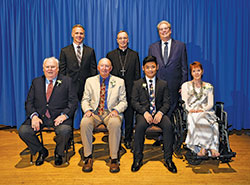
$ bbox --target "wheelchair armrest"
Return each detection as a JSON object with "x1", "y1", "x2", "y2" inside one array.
[{"x1": 216, "y1": 101, "x2": 224, "y2": 105}]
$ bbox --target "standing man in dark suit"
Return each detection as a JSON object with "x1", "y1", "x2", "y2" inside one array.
[
  {"x1": 19, "y1": 57, "x2": 78, "y2": 166},
  {"x1": 59, "y1": 24, "x2": 97, "y2": 101},
  {"x1": 106, "y1": 30, "x2": 141, "y2": 149},
  {"x1": 131, "y1": 56, "x2": 177, "y2": 173},
  {"x1": 148, "y1": 20, "x2": 188, "y2": 117}
]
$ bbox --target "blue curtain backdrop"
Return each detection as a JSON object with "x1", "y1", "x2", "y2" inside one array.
[{"x1": 0, "y1": 0, "x2": 249, "y2": 129}]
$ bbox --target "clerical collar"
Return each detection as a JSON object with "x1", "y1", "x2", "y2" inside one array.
[{"x1": 118, "y1": 47, "x2": 128, "y2": 53}]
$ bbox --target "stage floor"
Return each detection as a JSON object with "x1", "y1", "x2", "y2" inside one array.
[{"x1": 0, "y1": 125, "x2": 250, "y2": 185}]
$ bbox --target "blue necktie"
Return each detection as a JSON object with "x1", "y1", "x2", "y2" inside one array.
[{"x1": 164, "y1": 42, "x2": 168, "y2": 65}]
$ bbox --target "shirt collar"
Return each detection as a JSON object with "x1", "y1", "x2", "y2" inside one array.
[
  {"x1": 161, "y1": 38, "x2": 172, "y2": 46},
  {"x1": 100, "y1": 75, "x2": 111, "y2": 84},
  {"x1": 45, "y1": 77, "x2": 57, "y2": 84},
  {"x1": 145, "y1": 76, "x2": 156, "y2": 84},
  {"x1": 73, "y1": 42, "x2": 83, "y2": 49}
]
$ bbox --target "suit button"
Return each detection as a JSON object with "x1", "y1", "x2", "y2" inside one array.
[{"x1": 46, "y1": 104, "x2": 49, "y2": 107}]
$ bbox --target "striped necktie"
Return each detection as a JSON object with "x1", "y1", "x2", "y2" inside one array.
[{"x1": 76, "y1": 45, "x2": 82, "y2": 66}]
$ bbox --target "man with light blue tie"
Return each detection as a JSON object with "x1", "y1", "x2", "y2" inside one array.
[{"x1": 148, "y1": 20, "x2": 188, "y2": 118}]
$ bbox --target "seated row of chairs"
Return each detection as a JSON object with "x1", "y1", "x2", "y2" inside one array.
[{"x1": 29, "y1": 101, "x2": 236, "y2": 166}]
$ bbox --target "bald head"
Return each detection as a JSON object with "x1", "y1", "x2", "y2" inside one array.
[{"x1": 97, "y1": 58, "x2": 113, "y2": 78}]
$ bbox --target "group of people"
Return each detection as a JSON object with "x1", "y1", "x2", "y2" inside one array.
[{"x1": 19, "y1": 20, "x2": 220, "y2": 173}]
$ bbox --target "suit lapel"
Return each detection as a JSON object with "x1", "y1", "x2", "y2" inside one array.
[
  {"x1": 70, "y1": 44, "x2": 78, "y2": 62},
  {"x1": 158, "y1": 42, "x2": 164, "y2": 65},
  {"x1": 96, "y1": 75, "x2": 101, "y2": 102},
  {"x1": 42, "y1": 76, "x2": 47, "y2": 103},
  {"x1": 107, "y1": 75, "x2": 113, "y2": 103},
  {"x1": 142, "y1": 78, "x2": 150, "y2": 99},
  {"x1": 80, "y1": 45, "x2": 86, "y2": 66},
  {"x1": 155, "y1": 78, "x2": 160, "y2": 101},
  {"x1": 167, "y1": 39, "x2": 176, "y2": 65}
]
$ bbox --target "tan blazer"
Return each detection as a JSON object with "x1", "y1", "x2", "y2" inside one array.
[{"x1": 81, "y1": 74, "x2": 127, "y2": 119}]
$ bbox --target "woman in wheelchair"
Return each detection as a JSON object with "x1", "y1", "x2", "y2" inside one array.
[{"x1": 181, "y1": 61, "x2": 220, "y2": 158}]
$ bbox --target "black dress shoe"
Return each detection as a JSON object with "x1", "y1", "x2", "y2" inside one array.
[
  {"x1": 164, "y1": 159, "x2": 177, "y2": 173},
  {"x1": 35, "y1": 148, "x2": 48, "y2": 166},
  {"x1": 124, "y1": 141, "x2": 131, "y2": 149},
  {"x1": 54, "y1": 154, "x2": 63, "y2": 166},
  {"x1": 131, "y1": 159, "x2": 142, "y2": 172}
]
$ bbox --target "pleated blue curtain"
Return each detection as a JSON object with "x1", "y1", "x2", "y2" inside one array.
[{"x1": 0, "y1": 0, "x2": 249, "y2": 129}]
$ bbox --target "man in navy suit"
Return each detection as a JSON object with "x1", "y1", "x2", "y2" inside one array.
[
  {"x1": 148, "y1": 20, "x2": 188, "y2": 117},
  {"x1": 19, "y1": 57, "x2": 78, "y2": 166},
  {"x1": 131, "y1": 56, "x2": 177, "y2": 173},
  {"x1": 59, "y1": 24, "x2": 97, "y2": 101}
]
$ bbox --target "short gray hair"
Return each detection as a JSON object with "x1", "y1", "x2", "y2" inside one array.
[{"x1": 43, "y1": 57, "x2": 59, "y2": 67}]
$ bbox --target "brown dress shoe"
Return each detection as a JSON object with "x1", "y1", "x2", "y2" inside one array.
[
  {"x1": 82, "y1": 158, "x2": 93, "y2": 172},
  {"x1": 110, "y1": 159, "x2": 120, "y2": 173}
]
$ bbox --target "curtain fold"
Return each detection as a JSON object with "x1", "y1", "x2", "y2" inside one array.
[{"x1": 0, "y1": 0, "x2": 249, "y2": 129}]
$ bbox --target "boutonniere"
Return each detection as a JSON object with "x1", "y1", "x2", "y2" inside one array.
[
  {"x1": 56, "y1": 80, "x2": 62, "y2": 86},
  {"x1": 142, "y1": 83, "x2": 147, "y2": 90},
  {"x1": 110, "y1": 80, "x2": 116, "y2": 88}
]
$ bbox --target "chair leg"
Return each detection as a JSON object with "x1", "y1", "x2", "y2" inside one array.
[
  {"x1": 30, "y1": 130, "x2": 43, "y2": 164},
  {"x1": 30, "y1": 153, "x2": 33, "y2": 164}
]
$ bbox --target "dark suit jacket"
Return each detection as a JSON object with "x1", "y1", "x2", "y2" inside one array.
[
  {"x1": 148, "y1": 39, "x2": 188, "y2": 93},
  {"x1": 131, "y1": 78, "x2": 170, "y2": 115},
  {"x1": 24, "y1": 74, "x2": 78, "y2": 126},
  {"x1": 106, "y1": 48, "x2": 141, "y2": 101},
  {"x1": 59, "y1": 44, "x2": 97, "y2": 100}
]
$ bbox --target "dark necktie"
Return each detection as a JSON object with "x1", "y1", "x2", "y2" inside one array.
[
  {"x1": 98, "y1": 79, "x2": 106, "y2": 115},
  {"x1": 164, "y1": 42, "x2": 168, "y2": 65},
  {"x1": 45, "y1": 80, "x2": 53, "y2": 118},
  {"x1": 149, "y1": 80, "x2": 156, "y2": 115},
  {"x1": 76, "y1": 45, "x2": 82, "y2": 66}
]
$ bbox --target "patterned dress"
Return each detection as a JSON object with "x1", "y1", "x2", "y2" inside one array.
[{"x1": 181, "y1": 81, "x2": 219, "y2": 153}]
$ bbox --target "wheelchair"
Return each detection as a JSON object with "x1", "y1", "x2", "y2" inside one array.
[{"x1": 172, "y1": 100, "x2": 236, "y2": 165}]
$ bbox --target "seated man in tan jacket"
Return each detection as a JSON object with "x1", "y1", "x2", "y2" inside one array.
[{"x1": 80, "y1": 58, "x2": 127, "y2": 173}]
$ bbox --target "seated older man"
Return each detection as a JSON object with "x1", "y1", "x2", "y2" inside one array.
[
  {"x1": 19, "y1": 57, "x2": 78, "y2": 166},
  {"x1": 80, "y1": 58, "x2": 127, "y2": 173}
]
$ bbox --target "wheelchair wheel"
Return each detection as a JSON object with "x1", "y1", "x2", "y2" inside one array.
[{"x1": 172, "y1": 108, "x2": 185, "y2": 153}]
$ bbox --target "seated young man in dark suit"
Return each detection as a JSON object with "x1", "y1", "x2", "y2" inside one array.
[
  {"x1": 131, "y1": 56, "x2": 177, "y2": 173},
  {"x1": 19, "y1": 57, "x2": 78, "y2": 166}
]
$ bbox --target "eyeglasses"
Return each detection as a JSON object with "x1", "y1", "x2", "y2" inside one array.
[{"x1": 158, "y1": 27, "x2": 170, "y2": 32}]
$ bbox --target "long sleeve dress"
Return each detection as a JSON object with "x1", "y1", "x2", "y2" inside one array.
[{"x1": 181, "y1": 81, "x2": 219, "y2": 153}]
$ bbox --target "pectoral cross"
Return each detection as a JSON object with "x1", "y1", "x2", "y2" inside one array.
[{"x1": 120, "y1": 68, "x2": 126, "y2": 76}]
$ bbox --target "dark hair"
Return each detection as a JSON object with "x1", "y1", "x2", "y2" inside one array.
[
  {"x1": 190, "y1": 61, "x2": 203, "y2": 79},
  {"x1": 143, "y1": 56, "x2": 157, "y2": 66}
]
